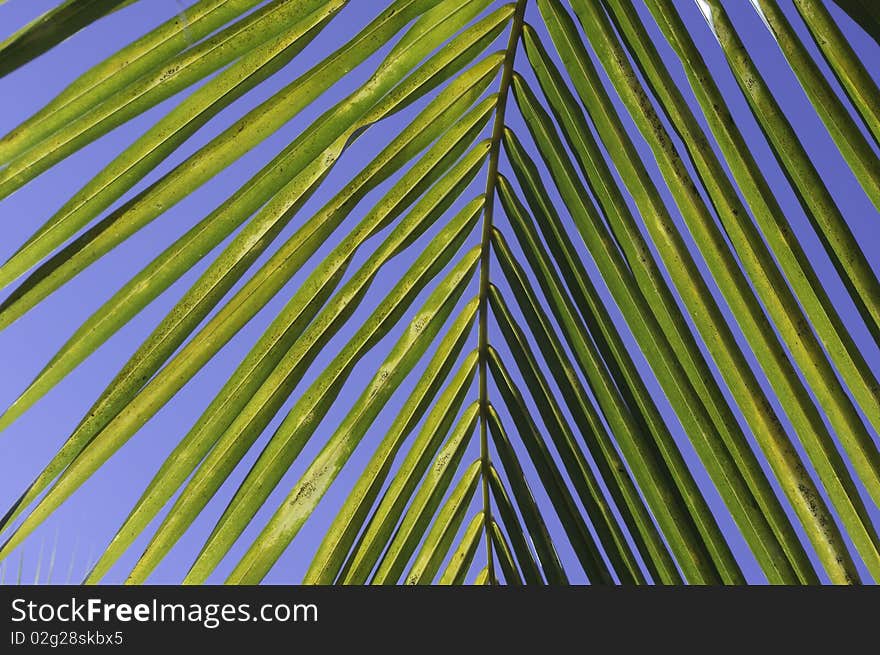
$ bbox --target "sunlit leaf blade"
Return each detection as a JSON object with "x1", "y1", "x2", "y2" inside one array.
[
  {"x1": 84, "y1": 105, "x2": 492, "y2": 584},
  {"x1": 792, "y1": 0, "x2": 880, "y2": 147},
  {"x1": 0, "y1": 0, "x2": 448, "y2": 319},
  {"x1": 32, "y1": 539, "x2": 44, "y2": 585},
  {"x1": 0, "y1": 0, "x2": 344, "y2": 203},
  {"x1": 184, "y1": 217, "x2": 483, "y2": 583},
  {"x1": 628, "y1": 0, "x2": 880, "y2": 583},
  {"x1": 0, "y1": 42, "x2": 497, "y2": 539},
  {"x1": 0, "y1": 47, "x2": 500, "y2": 436},
  {"x1": 692, "y1": 0, "x2": 880, "y2": 344},
  {"x1": 112, "y1": 192, "x2": 484, "y2": 583},
  {"x1": 486, "y1": 465, "x2": 542, "y2": 585},
  {"x1": 403, "y1": 462, "x2": 482, "y2": 585},
  {"x1": 533, "y1": 3, "x2": 869, "y2": 583},
  {"x1": 438, "y1": 512, "x2": 484, "y2": 585},
  {"x1": 486, "y1": 406, "x2": 567, "y2": 585},
  {"x1": 304, "y1": 306, "x2": 478, "y2": 585},
  {"x1": 0, "y1": 0, "x2": 266, "y2": 163},
  {"x1": 0, "y1": 155, "x2": 485, "y2": 564},
  {"x1": 339, "y1": 356, "x2": 478, "y2": 585},
  {"x1": 1, "y1": 4, "x2": 343, "y2": 312},
  {"x1": 0, "y1": 0, "x2": 136, "y2": 79},
  {"x1": 747, "y1": 0, "x2": 880, "y2": 209},
  {"x1": 533, "y1": 0, "x2": 815, "y2": 583},
  {"x1": 223, "y1": 258, "x2": 479, "y2": 584},
  {"x1": 45, "y1": 531, "x2": 58, "y2": 585},
  {"x1": 370, "y1": 410, "x2": 479, "y2": 585},
  {"x1": 642, "y1": 0, "x2": 880, "y2": 442}
]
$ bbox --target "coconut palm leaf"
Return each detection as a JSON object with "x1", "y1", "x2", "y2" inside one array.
[{"x1": 0, "y1": 0, "x2": 878, "y2": 586}]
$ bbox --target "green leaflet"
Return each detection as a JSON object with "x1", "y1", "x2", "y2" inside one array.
[
  {"x1": 693, "y1": 0, "x2": 880, "y2": 344},
  {"x1": 0, "y1": 0, "x2": 135, "y2": 79},
  {"x1": 0, "y1": 0, "x2": 266, "y2": 162},
  {"x1": 490, "y1": 278, "x2": 658, "y2": 582},
  {"x1": 0, "y1": 0, "x2": 443, "y2": 318},
  {"x1": 122, "y1": 178, "x2": 481, "y2": 586},
  {"x1": 0, "y1": 0, "x2": 340, "y2": 202},
  {"x1": 750, "y1": 0, "x2": 880, "y2": 209},
  {"x1": 0, "y1": 45, "x2": 497, "y2": 540},
  {"x1": 82, "y1": 101, "x2": 493, "y2": 584},
  {"x1": 223, "y1": 263, "x2": 479, "y2": 584},
  {"x1": 626, "y1": 0, "x2": 876, "y2": 583},
  {"x1": 792, "y1": 0, "x2": 880, "y2": 146},
  {"x1": 486, "y1": 406, "x2": 566, "y2": 585},
  {"x1": 489, "y1": 280, "x2": 645, "y2": 584},
  {"x1": 486, "y1": 465, "x2": 542, "y2": 585},
  {"x1": 403, "y1": 462, "x2": 482, "y2": 585},
  {"x1": 532, "y1": 0, "x2": 811, "y2": 584},
  {"x1": 0, "y1": 48, "x2": 501, "y2": 433},
  {"x1": 488, "y1": 348, "x2": 612, "y2": 585},
  {"x1": 643, "y1": 0, "x2": 880, "y2": 448},
  {"x1": 526, "y1": 21, "x2": 852, "y2": 573},
  {"x1": 490, "y1": 520, "x2": 522, "y2": 585},
  {"x1": 495, "y1": 164, "x2": 692, "y2": 585},
  {"x1": 370, "y1": 407, "x2": 480, "y2": 585},
  {"x1": 339, "y1": 358, "x2": 479, "y2": 585},
  {"x1": 109, "y1": 179, "x2": 484, "y2": 583},
  {"x1": 183, "y1": 213, "x2": 482, "y2": 583},
  {"x1": 611, "y1": 0, "x2": 880, "y2": 582},
  {"x1": 0, "y1": 147, "x2": 486, "y2": 565},
  {"x1": 0, "y1": 1, "x2": 508, "y2": 294},
  {"x1": 304, "y1": 307, "x2": 478, "y2": 585},
  {"x1": 438, "y1": 512, "x2": 484, "y2": 585},
  {"x1": 0, "y1": 5, "x2": 343, "y2": 323},
  {"x1": 507, "y1": 83, "x2": 745, "y2": 581}
]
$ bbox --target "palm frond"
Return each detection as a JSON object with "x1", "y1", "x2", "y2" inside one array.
[{"x1": 1, "y1": 0, "x2": 878, "y2": 586}]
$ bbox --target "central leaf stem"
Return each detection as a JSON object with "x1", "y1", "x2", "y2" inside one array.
[{"x1": 477, "y1": 0, "x2": 527, "y2": 586}]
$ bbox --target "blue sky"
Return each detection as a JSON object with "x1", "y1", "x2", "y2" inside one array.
[{"x1": 0, "y1": 0, "x2": 878, "y2": 585}]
